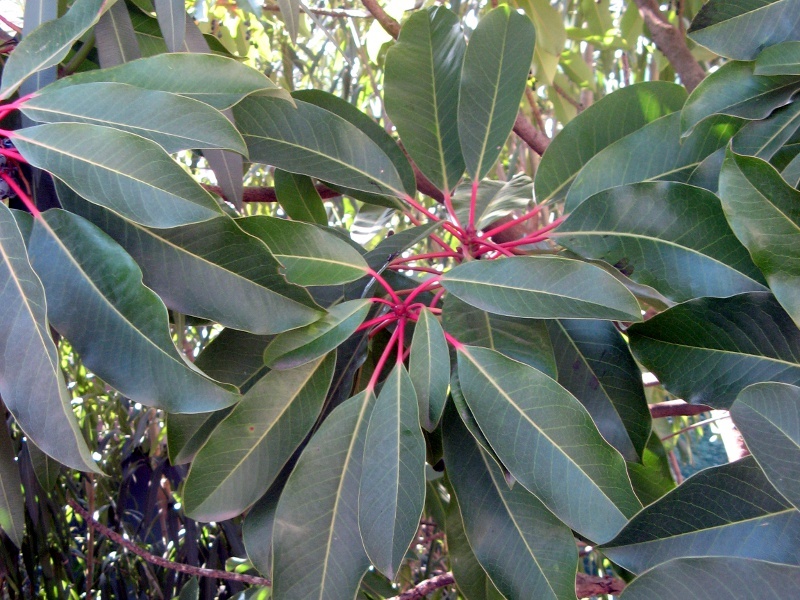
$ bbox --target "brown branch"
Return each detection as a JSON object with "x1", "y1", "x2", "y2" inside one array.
[
  {"x1": 360, "y1": 0, "x2": 400, "y2": 39},
  {"x1": 649, "y1": 399, "x2": 712, "y2": 419},
  {"x1": 203, "y1": 183, "x2": 341, "y2": 203},
  {"x1": 263, "y1": 2, "x2": 370, "y2": 18},
  {"x1": 67, "y1": 499, "x2": 272, "y2": 588},
  {"x1": 634, "y1": 0, "x2": 705, "y2": 92},
  {"x1": 391, "y1": 572, "x2": 455, "y2": 600}
]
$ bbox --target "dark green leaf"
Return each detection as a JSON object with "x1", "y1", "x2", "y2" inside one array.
[
  {"x1": 177, "y1": 578, "x2": 199, "y2": 600},
  {"x1": 458, "y1": 5, "x2": 535, "y2": 180},
  {"x1": 410, "y1": 308, "x2": 450, "y2": 431},
  {"x1": 457, "y1": 345, "x2": 642, "y2": 542},
  {"x1": 385, "y1": 6, "x2": 465, "y2": 192},
  {"x1": 442, "y1": 256, "x2": 642, "y2": 321},
  {"x1": 242, "y1": 477, "x2": 282, "y2": 577},
  {"x1": 154, "y1": 0, "x2": 185, "y2": 52},
  {"x1": 184, "y1": 354, "x2": 333, "y2": 522},
  {"x1": 272, "y1": 391, "x2": 375, "y2": 599},
  {"x1": 363, "y1": 221, "x2": 443, "y2": 271},
  {"x1": 28, "y1": 209, "x2": 239, "y2": 413},
  {"x1": 558, "y1": 182, "x2": 767, "y2": 302},
  {"x1": 94, "y1": 0, "x2": 141, "y2": 67},
  {"x1": 732, "y1": 382, "x2": 800, "y2": 509},
  {"x1": 731, "y1": 100, "x2": 800, "y2": 159},
  {"x1": 358, "y1": 364, "x2": 426, "y2": 579},
  {"x1": 626, "y1": 433, "x2": 676, "y2": 506},
  {"x1": 451, "y1": 175, "x2": 532, "y2": 231},
  {"x1": 0, "y1": 421, "x2": 24, "y2": 546},
  {"x1": 719, "y1": 150, "x2": 800, "y2": 327},
  {"x1": 629, "y1": 292, "x2": 800, "y2": 410},
  {"x1": 273, "y1": 170, "x2": 328, "y2": 225},
  {"x1": 755, "y1": 41, "x2": 800, "y2": 75},
  {"x1": 602, "y1": 456, "x2": 800, "y2": 572}
]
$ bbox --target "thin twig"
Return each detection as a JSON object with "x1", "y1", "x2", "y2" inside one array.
[
  {"x1": 360, "y1": 0, "x2": 400, "y2": 39},
  {"x1": 263, "y1": 2, "x2": 370, "y2": 18},
  {"x1": 650, "y1": 400, "x2": 712, "y2": 419}
]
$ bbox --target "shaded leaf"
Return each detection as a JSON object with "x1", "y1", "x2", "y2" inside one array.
[
  {"x1": 457, "y1": 345, "x2": 642, "y2": 543},
  {"x1": 154, "y1": 0, "x2": 185, "y2": 52},
  {"x1": 276, "y1": 0, "x2": 300, "y2": 42},
  {"x1": 0, "y1": 420, "x2": 24, "y2": 547},
  {"x1": 731, "y1": 100, "x2": 800, "y2": 159},
  {"x1": 204, "y1": 146, "x2": 244, "y2": 210},
  {"x1": 626, "y1": 433, "x2": 676, "y2": 507},
  {"x1": 273, "y1": 170, "x2": 328, "y2": 225},
  {"x1": 442, "y1": 256, "x2": 642, "y2": 322},
  {"x1": 363, "y1": 221, "x2": 443, "y2": 272},
  {"x1": 242, "y1": 475, "x2": 283, "y2": 577},
  {"x1": 94, "y1": 0, "x2": 141, "y2": 67},
  {"x1": 451, "y1": 175, "x2": 532, "y2": 232},
  {"x1": 755, "y1": 40, "x2": 800, "y2": 75},
  {"x1": 458, "y1": 5, "x2": 535, "y2": 180},
  {"x1": 602, "y1": 456, "x2": 800, "y2": 573},
  {"x1": 410, "y1": 308, "x2": 450, "y2": 431}
]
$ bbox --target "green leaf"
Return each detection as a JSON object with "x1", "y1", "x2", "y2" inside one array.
[
  {"x1": 154, "y1": 0, "x2": 185, "y2": 52},
  {"x1": 534, "y1": 82, "x2": 687, "y2": 204},
  {"x1": 443, "y1": 294, "x2": 556, "y2": 377},
  {"x1": 688, "y1": 0, "x2": 800, "y2": 61},
  {"x1": 28, "y1": 209, "x2": 239, "y2": 413},
  {"x1": 564, "y1": 112, "x2": 741, "y2": 211},
  {"x1": 620, "y1": 557, "x2": 800, "y2": 600},
  {"x1": 264, "y1": 299, "x2": 370, "y2": 370},
  {"x1": 457, "y1": 345, "x2": 642, "y2": 543},
  {"x1": 602, "y1": 456, "x2": 800, "y2": 572},
  {"x1": 242, "y1": 477, "x2": 282, "y2": 577},
  {"x1": 755, "y1": 41, "x2": 800, "y2": 75},
  {"x1": 442, "y1": 404, "x2": 578, "y2": 599},
  {"x1": 0, "y1": 0, "x2": 108, "y2": 100},
  {"x1": 273, "y1": 170, "x2": 328, "y2": 225},
  {"x1": 558, "y1": 182, "x2": 768, "y2": 302},
  {"x1": 731, "y1": 100, "x2": 800, "y2": 159},
  {"x1": 546, "y1": 319, "x2": 651, "y2": 463},
  {"x1": 272, "y1": 391, "x2": 375, "y2": 599},
  {"x1": 783, "y1": 151, "x2": 800, "y2": 186},
  {"x1": 384, "y1": 6, "x2": 465, "y2": 193},
  {"x1": 183, "y1": 354, "x2": 333, "y2": 522},
  {"x1": 458, "y1": 5, "x2": 535, "y2": 181},
  {"x1": 0, "y1": 203, "x2": 97, "y2": 473},
  {"x1": 14, "y1": 123, "x2": 224, "y2": 228},
  {"x1": 234, "y1": 96, "x2": 406, "y2": 198},
  {"x1": 442, "y1": 256, "x2": 642, "y2": 322},
  {"x1": 358, "y1": 364, "x2": 426, "y2": 579},
  {"x1": 731, "y1": 382, "x2": 800, "y2": 509},
  {"x1": 276, "y1": 0, "x2": 300, "y2": 42},
  {"x1": 237, "y1": 215, "x2": 368, "y2": 286},
  {"x1": 94, "y1": 0, "x2": 141, "y2": 67},
  {"x1": 0, "y1": 421, "x2": 25, "y2": 547},
  {"x1": 451, "y1": 175, "x2": 533, "y2": 232},
  {"x1": 363, "y1": 221, "x2": 443, "y2": 271},
  {"x1": 21, "y1": 83, "x2": 247, "y2": 155},
  {"x1": 681, "y1": 61, "x2": 800, "y2": 137},
  {"x1": 409, "y1": 308, "x2": 450, "y2": 432},
  {"x1": 48, "y1": 53, "x2": 290, "y2": 109},
  {"x1": 58, "y1": 186, "x2": 322, "y2": 334},
  {"x1": 629, "y1": 292, "x2": 800, "y2": 410},
  {"x1": 719, "y1": 150, "x2": 800, "y2": 328},
  {"x1": 177, "y1": 578, "x2": 199, "y2": 600},
  {"x1": 626, "y1": 433, "x2": 676, "y2": 506}
]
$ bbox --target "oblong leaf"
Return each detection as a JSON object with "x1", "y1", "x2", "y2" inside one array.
[
  {"x1": 719, "y1": 150, "x2": 800, "y2": 328},
  {"x1": 443, "y1": 405, "x2": 578, "y2": 600},
  {"x1": 0, "y1": 419, "x2": 25, "y2": 546},
  {"x1": 234, "y1": 96, "x2": 406, "y2": 198},
  {"x1": 358, "y1": 364, "x2": 426, "y2": 579},
  {"x1": 0, "y1": 203, "x2": 97, "y2": 472},
  {"x1": 273, "y1": 169, "x2": 328, "y2": 225},
  {"x1": 28, "y1": 209, "x2": 239, "y2": 413},
  {"x1": 272, "y1": 391, "x2": 376, "y2": 599},
  {"x1": 385, "y1": 6, "x2": 465, "y2": 192},
  {"x1": 602, "y1": 456, "x2": 800, "y2": 573},
  {"x1": 237, "y1": 215, "x2": 368, "y2": 286},
  {"x1": 534, "y1": 82, "x2": 687, "y2": 204},
  {"x1": 409, "y1": 308, "x2": 450, "y2": 431},
  {"x1": 94, "y1": 0, "x2": 141, "y2": 67},
  {"x1": 183, "y1": 354, "x2": 334, "y2": 522},
  {"x1": 154, "y1": 0, "x2": 185, "y2": 52},
  {"x1": 14, "y1": 123, "x2": 224, "y2": 228},
  {"x1": 731, "y1": 100, "x2": 800, "y2": 159},
  {"x1": 756, "y1": 41, "x2": 800, "y2": 75},
  {"x1": 22, "y1": 82, "x2": 248, "y2": 155},
  {"x1": 442, "y1": 256, "x2": 642, "y2": 322},
  {"x1": 458, "y1": 5, "x2": 535, "y2": 180},
  {"x1": 558, "y1": 182, "x2": 768, "y2": 302},
  {"x1": 457, "y1": 345, "x2": 642, "y2": 543},
  {"x1": 732, "y1": 382, "x2": 800, "y2": 509},
  {"x1": 629, "y1": 292, "x2": 800, "y2": 410}
]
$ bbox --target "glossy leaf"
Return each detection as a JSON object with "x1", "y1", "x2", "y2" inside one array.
[
  {"x1": 14, "y1": 123, "x2": 224, "y2": 228},
  {"x1": 237, "y1": 215, "x2": 368, "y2": 286},
  {"x1": 458, "y1": 5, "x2": 535, "y2": 181},
  {"x1": 688, "y1": 0, "x2": 800, "y2": 61},
  {"x1": 565, "y1": 112, "x2": 741, "y2": 211},
  {"x1": 731, "y1": 100, "x2": 800, "y2": 159},
  {"x1": 755, "y1": 41, "x2": 800, "y2": 75},
  {"x1": 154, "y1": 0, "x2": 185, "y2": 52},
  {"x1": 602, "y1": 456, "x2": 800, "y2": 572},
  {"x1": 58, "y1": 186, "x2": 321, "y2": 335},
  {"x1": 273, "y1": 170, "x2": 328, "y2": 225},
  {"x1": 94, "y1": 0, "x2": 141, "y2": 67},
  {"x1": 457, "y1": 345, "x2": 642, "y2": 542},
  {"x1": 0, "y1": 420, "x2": 25, "y2": 547},
  {"x1": 629, "y1": 292, "x2": 800, "y2": 410},
  {"x1": 0, "y1": 0, "x2": 108, "y2": 99},
  {"x1": 534, "y1": 82, "x2": 687, "y2": 204},
  {"x1": 363, "y1": 222, "x2": 443, "y2": 271},
  {"x1": 272, "y1": 391, "x2": 375, "y2": 599},
  {"x1": 442, "y1": 405, "x2": 578, "y2": 599},
  {"x1": 451, "y1": 175, "x2": 532, "y2": 232},
  {"x1": 264, "y1": 300, "x2": 370, "y2": 370},
  {"x1": 385, "y1": 6, "x2": 465, "y2": 192},
  {"x1": 558, "y1": 182, "x2": 768, "y2": 302},
  {"x1": 184, "y1": 354, "x2": 333, "y2": 522},
  {"x1": 0, "y1": 203, "x2": 97, "y2": 472},
  {"x1": 234, "y1": 96, "x2": 406, "y2": 198},
  {"x1": 409, "y1": 308, "x2": 450, "y2": 432},
  {"x1": 48, "y1": 53, "x2": 290, "y2": 109},
  {"x1": 681, "y1": 61, "x2": 800, "y2": 137},
  {"x1": 28, "y1": 209, "x2": 239, "y2": 413},
  {"x1": 626, "y1": 433, "x2": 676, "y2": 506},
  {"x1": 358, "y1": 364, "x2": 426, "y2": 579},
  {"x1": 732, "y1": 382, "x2": 800, "y2": 509},
  {"x1": 442, "y1": 256, "x2": 642, "y2": 322},
  {"x1": 718, "y1": 150, "x2": 800, "y2": 327},
  {"x1": 546, "y1": 319, "x2": 650, "y2": 463}
]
